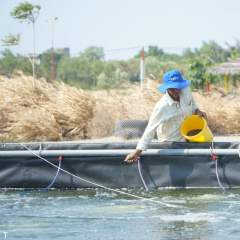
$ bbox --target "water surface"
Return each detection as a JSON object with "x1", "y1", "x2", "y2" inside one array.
[{"x1": 0, "y1": 189, "x2": 240, "y2": 239}]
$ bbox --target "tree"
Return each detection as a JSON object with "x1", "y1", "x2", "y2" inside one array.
[
  {"x1": 38, "y1": 49, "x2": 63, "y2": 82},
  {"x1": 134, "y1": 45, "x2": 164, "y2": 58},
  {"x1": 185, "y1": 59, "x2": 206, "y2": 89},
  {"x1": 148, "y1": 45, "x2": 164, "y2": 57},
  {"x1": 0, "y1": 49, "x2": 18, "y2": 76},
  {"x1": 145, "y1": 57, "x2": 162, "y2": 78},
  {"x1": 0, "y1": 49, "x2": 32, "y2": 77},
  {"x1": 56, "y1": 56, "x2": 94, "y2": 89},
  {"x1": 199, "y1": 40, "x2": 230, "y2": 64},
  {"x1": 10, "y1": 2, "x2": 41, "y2": 88},
  {"x1": 2, "y1": 33, "x2": 21, "y2": 46},
  {"x1": 126, "y1": 58, "x2": 140, "y2": 83},
  {"x1": 79, "y1": 46, "x2": 105, "y2": 63},
  {"x1": 182, "y1": 48, "x2": 197, "y2": 61},
  {"x1": 96, "y1": 69, "x2": 130, "y2": 89},
  {"x1": 2, "y1": 33, "x2": 34, "y2": 74}
]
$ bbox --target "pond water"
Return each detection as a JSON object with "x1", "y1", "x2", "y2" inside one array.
[{"x1": 0, "y1": 188, "x2": 240, "y2": 240}]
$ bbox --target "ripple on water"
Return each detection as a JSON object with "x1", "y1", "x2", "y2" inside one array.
[{"x1": 1, "y1": 189, "x2": 240, "y2": 240}]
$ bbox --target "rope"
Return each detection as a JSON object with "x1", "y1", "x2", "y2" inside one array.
[
  {"x1": 211, "y1": 142, "x2": 227, "y2": 194},
  {"x1": 19, "y1": 143, "x2": 176, "y2": 207},
  {"x1": 0, "y1": 189, "x2": 5, "y2": 194},
  {"x1": 137, "y1": 158, "x2": 149, "y2": 191},
  {"x1": 19, "y1": 155, "x2": 62, "y2": 195},
  {"x1": 215, "y1": 156, "x2": 227, "y2": 194}
]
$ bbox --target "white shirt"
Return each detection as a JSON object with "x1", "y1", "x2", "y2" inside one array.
[{"x1": 136, "y1": 87, "x2": 198, "y2": 151}]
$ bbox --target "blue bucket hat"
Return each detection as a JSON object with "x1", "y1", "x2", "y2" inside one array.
[{"x1": 157, "y1": 70, "x2": 191, "y2": 93}]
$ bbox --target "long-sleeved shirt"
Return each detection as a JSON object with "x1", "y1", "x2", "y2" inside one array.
[{"x1": 136, "y1": 87, "x2": 198, "y2": 151}]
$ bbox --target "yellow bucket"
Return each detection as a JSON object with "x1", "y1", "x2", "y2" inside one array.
[{"x1": 181, "y1": 115, "x2": 213, "y2": 143}]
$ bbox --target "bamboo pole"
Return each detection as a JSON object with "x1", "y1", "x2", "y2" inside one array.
[{"x1": 225, "y1": 74, "x2": 228, "y2": 94}]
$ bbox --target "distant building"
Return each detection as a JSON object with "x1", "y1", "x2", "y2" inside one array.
[
  {"x1": 55, "y1": 47, "x2": 70, "y2": 55},
  {"x1": 26, "y1": 53, "x2": 41, "y2": 65},
  {"x1": 25, "y1": 47, "x2": 70, "y2": 64}
]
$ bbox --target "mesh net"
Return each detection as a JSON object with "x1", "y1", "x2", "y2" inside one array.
[{"x1": 115, "y1": 119, "x2": 157, "y2": 140}]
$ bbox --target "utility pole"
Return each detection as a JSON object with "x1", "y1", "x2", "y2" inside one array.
[
  {"x1": 48, "y1": 17, "x2": 58, "y2": 87},
  {"x1": 140, "y1": 47, "x2": 145, "y2": 88}
]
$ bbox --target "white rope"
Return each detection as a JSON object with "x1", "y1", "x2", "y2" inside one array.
[{"x1": 20, "y1": 143, "x2": 177, "y2": 207}]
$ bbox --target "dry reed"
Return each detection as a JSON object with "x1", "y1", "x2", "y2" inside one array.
[
  {"x1": 0, "y1": 73, "x2": 239, "y2": 142},
  {"x1": 0, "y1": 72, "x2": 94, "y2": 142},
  {"x1": 193, "y1": 91, "x2": 240, "y2": 134},
  {"x1": 88, "y1": 80, "x2": 240, "y2": 138},
  {"x1": 87, "y1": 79, "x2": 163, "y2": 138}
]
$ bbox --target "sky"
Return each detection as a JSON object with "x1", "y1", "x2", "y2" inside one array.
[{"x1": 0, "y1": 0, "x2": 240, "y2": 61}]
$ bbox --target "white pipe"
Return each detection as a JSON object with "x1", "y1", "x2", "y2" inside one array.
[{"x1": 0, "y1": 149, "x2": 239, "y2": 157}]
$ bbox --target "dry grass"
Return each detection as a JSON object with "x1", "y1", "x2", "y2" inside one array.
[
  {"x1": 87, "y1": 80, "x2": 240, "y2": 138},
  {"x1": 87, "y1": 79, "x2": 162, "y2": 138},
  {"x1": 0, "y1": 73, "x2": 94, "y2": 142},
  {"x1": 0, "y1": 73, "x2": 239, "y2": 142},
  {"x1": 193, "y1": 91, "x2": 240, "y2": 134}
]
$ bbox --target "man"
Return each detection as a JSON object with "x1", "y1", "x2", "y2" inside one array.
[{"x1": 124, "y1": 70, "x2": 207, "y2": 163}]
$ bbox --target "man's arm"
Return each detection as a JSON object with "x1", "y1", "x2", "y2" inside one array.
[
  {"x1": 124, "y1": 149, "x2": 142, "y2": 163},
  {"x1": 124, "y1": 105, "x2": 163, "y2": 164}
]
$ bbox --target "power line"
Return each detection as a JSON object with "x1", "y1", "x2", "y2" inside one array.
[
  {"x1": 104, "y1": 46, "x2": 143, "y2": 53},
  {"x1": 69, "y1": 45, "x2": 190, "y2": 58}
]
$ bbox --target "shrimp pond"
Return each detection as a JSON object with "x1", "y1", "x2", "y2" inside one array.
[{"x1": 1, "y1": 188, "x2": 240, "y2": 239}]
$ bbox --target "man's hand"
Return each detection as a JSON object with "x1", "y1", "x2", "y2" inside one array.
[
  {"x1": 124, "y1": 149, "x2": 142, "y2": 163},
  {"x1": 195, "y1": 108, "x2": 207, "y2": 121}
]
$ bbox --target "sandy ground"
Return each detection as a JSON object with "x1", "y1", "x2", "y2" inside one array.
[
  {"x1": 213, "y1": 135, "x2": 240, "y2": 142},
  {"x1": 77, "y1": 135, "x2": 240, "y2": 143}
]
